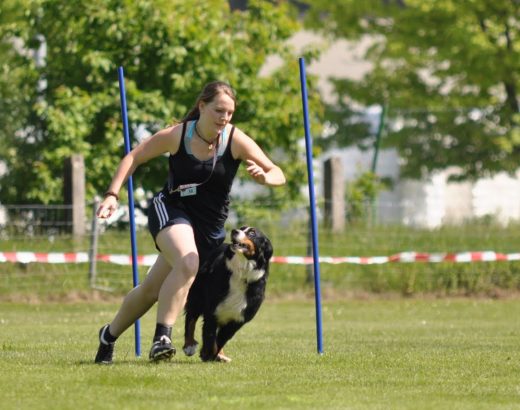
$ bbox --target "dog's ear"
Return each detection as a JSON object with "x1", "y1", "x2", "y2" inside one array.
[{"x1": 262, "y1": 237, "x2": 273, "y2": 262}]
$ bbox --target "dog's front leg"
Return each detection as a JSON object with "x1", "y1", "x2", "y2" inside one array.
[
  {"x1": 216, "y1": 322, "x2": 243, "y2": 356},
  {"x1": 200, "y1": 315, "x2": 219, "y2": 361}
]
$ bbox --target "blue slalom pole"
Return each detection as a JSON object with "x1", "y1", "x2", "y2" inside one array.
[
  {"x1": 299, "y1": 57, "x2": 324, "y2": 354},
  {"x1": 117, "y1": 66, "x2": 141, "y2": 357}
]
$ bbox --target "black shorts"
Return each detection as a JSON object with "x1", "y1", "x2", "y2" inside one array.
[{"x1": 148, "y1": 192, "x2": 225, "y2": 264}]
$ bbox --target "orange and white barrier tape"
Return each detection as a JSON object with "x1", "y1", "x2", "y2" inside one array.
[
  {"x1": 1, "y1": 251, "x2": 520, "y2": 266},
  {"x1": 272, "y1": 251, "x2": 520, "y2": 264}
]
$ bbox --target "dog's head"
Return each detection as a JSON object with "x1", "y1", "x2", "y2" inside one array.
[{"x1": 230, "y1": 226, "x2": 273, "y2": 267}]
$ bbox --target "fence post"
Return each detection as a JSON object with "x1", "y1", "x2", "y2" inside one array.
[
  {"x1": 88, "y1": 197, "x2": 100, "y2": 288},
  {"x1": 63, "y1": 154, "x2": 86, "y2": 237},
  {"x1": 323, "y1": 156, "x2": 345, "y2": 232}
]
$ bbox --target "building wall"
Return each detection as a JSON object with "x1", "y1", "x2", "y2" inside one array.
[{"x1": 287, "y1": 31, "x2": 520, "y2": 228}]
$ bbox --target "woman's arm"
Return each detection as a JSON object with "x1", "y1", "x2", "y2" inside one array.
[
  {"x1": 231, "y1": 128, "x2": 286, "y2": 187},
  {"x1": 97, "y1": 124, "x2": 180, "y2": 218}
]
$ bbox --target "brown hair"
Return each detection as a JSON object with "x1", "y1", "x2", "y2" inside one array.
[{"x1": 182, "y1": 81, "x2": 236, "y2": 122}]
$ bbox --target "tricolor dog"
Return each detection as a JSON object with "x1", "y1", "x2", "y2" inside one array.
[{"x1": 183, "y1": 226, "x2": 273, "y2": 362}]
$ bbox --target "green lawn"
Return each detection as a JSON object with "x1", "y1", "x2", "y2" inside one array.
[{"x1": 1, "y1": 298, "x2": 519, "y2": 409}]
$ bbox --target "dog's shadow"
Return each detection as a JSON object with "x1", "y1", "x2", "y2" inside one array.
[{"x1": 77, "y1": 357, "x2": 224, "y2": 367}]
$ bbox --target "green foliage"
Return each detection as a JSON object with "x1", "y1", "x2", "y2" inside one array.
[
  {"x1": 0, "y1": 0, "x2": 38, "y2": 171},
  {"x1": 345, "y1": 171, "x2": 388, "y2": 223},
  {"x1": 0, "y1": 0, "x2": 324, "y2": 204},
  {"x1": 305, "y1": 0, "x2": 520, "y2": 180}
]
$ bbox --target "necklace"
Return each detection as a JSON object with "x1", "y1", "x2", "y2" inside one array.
[{"x1": 195, "y1": 122, "x2": 219, "y2": 150}]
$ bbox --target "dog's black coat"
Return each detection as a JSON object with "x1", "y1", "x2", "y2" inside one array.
[{"x1": 183, "y1": 226, "x2": 273, "y2": 361}]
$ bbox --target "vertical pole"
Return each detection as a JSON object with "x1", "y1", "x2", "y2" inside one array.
[
  {"x1": 299, "y1": 57, "x2": 324, "y2": 354},
  {"x1": 371, "y1": 103, "x2": 387, "y2": 173},
  {"x1": 117, "y1": 66, "x2": 141, "y2": 357},
  {"x1": 370, "y1": 103, "x2": 387, "y2": 224}
]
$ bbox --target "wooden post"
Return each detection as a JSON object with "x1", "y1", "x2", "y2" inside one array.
[
  {"x1": 323, "y1": 156, "x2": 345, "y2": 232},
  {"x1": 63, "y1": 154, "x2": 86, "y2": 236}
]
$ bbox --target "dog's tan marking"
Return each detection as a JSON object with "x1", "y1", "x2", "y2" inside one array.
[
  {"x1": 216, "y1": 351, "x2": 232, "y2": 363},
  {"x1": 233, "y1": 228, "x2": 256, "y2": 257},
  {"x1": 241, "y1": 238, "x2": 255, "y2": 257}
]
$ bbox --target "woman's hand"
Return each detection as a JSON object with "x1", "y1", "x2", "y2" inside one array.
[
  {"x1": 232, "y1": 129, "x2": 286, "y2": 187},
  {"x1": 246, "y1": 159, "x2": 267, "y2": 185},
  {"x1": 96, "y1": 196, "x2": 118, "y2": 219}
]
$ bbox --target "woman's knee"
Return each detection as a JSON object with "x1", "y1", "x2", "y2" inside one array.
[{"x1": 178, "y1": 252, "x2": 199, "y2": 281}]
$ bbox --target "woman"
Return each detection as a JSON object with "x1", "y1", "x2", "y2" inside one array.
[{"x1": 94, "y1": 81, "x2": 286, "y2": 364}]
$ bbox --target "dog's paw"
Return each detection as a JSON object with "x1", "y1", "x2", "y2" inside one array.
[
  {"x1": 216, "y1": 353, "x2": 232, "y2": 363},
  {"x1": 182, "y1": 342, "x2": 199, "y2": 356},
  {"x1": 200, "y1": 348, "x2": 216, "y2": 362}
]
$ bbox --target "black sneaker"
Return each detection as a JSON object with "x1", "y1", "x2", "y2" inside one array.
[
  {"x1": 149, "y1": 335, "x2": 176, "y2": 362},
  {"x1": 95, "y1": 324, "x2": 115, "y2": 364}
]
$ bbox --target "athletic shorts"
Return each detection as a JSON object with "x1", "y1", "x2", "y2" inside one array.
[{"x1": 148, "y1": 192, "x2": 225, "y2": 264}]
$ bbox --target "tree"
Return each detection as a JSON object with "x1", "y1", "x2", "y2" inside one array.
[
  {"x1": 0, "y1": 0, "x2": 38, "y2": 171},
  {"x1": 0, "y1": 0, "x2": 323, "y2": 204},
  {"x1": 305, "y1": 0, "x2": 520, "y2": 180}
]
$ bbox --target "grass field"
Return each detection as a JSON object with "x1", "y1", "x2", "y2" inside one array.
[
  {"x1": 1, "y1": 223, "x2": 520, "y2": 409},
  {"x1": 1, "y1": 297, "x2": 519, "y2": 409}
]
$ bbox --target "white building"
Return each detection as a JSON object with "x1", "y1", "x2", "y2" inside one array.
[{"x1": 289, "y1": 31, "x2": 520, "y2": 228}]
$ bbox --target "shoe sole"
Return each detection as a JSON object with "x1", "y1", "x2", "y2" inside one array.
[{"x1": 149, "y1": 347, "x2": 176, "y2": 363}]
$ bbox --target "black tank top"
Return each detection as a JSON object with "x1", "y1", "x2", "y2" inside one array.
[{"x1": 161, "y1": 121, "x2": 241, "y2": 232}]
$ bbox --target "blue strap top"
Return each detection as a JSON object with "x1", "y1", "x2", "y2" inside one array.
[{"x1": 184, "y1": 121, "x2": 228, "y2": 158}]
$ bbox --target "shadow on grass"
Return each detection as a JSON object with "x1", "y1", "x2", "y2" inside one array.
[{"x1": 77, "y1": 359, "x2": 224, "y2": 367}]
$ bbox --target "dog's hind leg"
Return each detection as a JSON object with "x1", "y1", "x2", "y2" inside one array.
[{"x1": 183, "y1": 311, "x2": 199, "y2": 356}]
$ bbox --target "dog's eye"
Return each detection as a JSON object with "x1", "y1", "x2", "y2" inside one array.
[{"x1": 247, "y1": 229, "x2": 256, "y2": 238}]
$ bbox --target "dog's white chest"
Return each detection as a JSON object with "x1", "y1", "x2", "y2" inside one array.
[
  {"x1": 215, "y1": 277, "x2": 247, "y2": 324},
  {"x1": 215, "y1": 256, "x2": 264, "y2": 324}
]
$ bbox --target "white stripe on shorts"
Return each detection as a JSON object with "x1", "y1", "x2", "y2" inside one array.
[{"x1": 153, "y1": 193, "x2": 169, "y2": 229}]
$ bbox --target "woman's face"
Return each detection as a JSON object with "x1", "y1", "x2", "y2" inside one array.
[{"x1": 199, "y1": 92, "x2": 235, "y2": 135}]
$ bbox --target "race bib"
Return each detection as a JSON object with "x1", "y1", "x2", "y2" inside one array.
[{"x1": 180, "y1": 186, "x2": 197, "y2": 197}]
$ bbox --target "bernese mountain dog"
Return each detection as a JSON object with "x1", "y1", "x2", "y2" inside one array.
[{"x1": 183, "y1": 226, "x2": 273, "y2": 362}]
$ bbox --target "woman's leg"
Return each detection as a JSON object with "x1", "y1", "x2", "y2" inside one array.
[
  {"x1": 96, "y1": 223, "x2": 199, "y2": 363},
  {"x1": 108, "y1": 254, "x2": 172, "y2": 337},
  {"x1": 154, "y1": 223, "x2": 199, "y2": 327},
  {"x1": 95, "y1": 253, "x2": 172, "y2": 364},
  {"x1": 108, "y1": 222, "x2": 198, "y2": 337},
  {"x1": 147, "y1": 223, "x2": 199, "y2": 361}
]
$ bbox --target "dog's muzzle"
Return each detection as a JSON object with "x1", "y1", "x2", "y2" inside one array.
[{"x1": 231, "y1": 228, "x2": 255, "y2": 255}]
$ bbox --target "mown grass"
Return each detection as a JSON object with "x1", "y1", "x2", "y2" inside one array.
[
  {"x1": 2, "y1": 223, "x2": 520, "y2": 408},
  {"x1": 1, "y1": 298, "x2": 519, "y2": 409}
]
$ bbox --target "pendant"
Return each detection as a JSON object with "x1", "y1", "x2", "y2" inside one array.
[{"x1": 208, "y1": 143, "x2": 213, "y2": 150}]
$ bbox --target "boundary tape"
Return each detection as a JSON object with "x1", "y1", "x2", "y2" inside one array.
[{"x1": 1, "y1": 251, "x2": 520, "y2": 266}]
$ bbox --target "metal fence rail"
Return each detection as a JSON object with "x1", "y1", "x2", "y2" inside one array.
[{"x1": 0, "y1": 204, "x2": 75, "y2": 237}]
